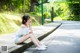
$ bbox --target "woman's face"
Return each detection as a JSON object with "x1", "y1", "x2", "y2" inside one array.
[{"x1": 26, "y1": 19, "x2": 32, "y2": 25}]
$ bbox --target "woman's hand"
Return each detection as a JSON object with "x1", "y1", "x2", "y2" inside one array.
[
  {"x1": 28, "y1": 19, "x2": 32, "y2": 26},
  {"x1": 29, "y1": 31, "x2": 33, "y2": 34},
  {"x1": 29, "y1": 20, "x2": 32, "y2": 26}
]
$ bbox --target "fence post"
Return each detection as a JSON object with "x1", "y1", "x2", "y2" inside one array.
[{"x1": 51, "y1": 7, "x2": 54, "y2": 22}]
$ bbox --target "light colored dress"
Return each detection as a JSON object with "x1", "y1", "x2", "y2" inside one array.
[{"x1": 15, "y1": 25, "x2": 30, "y2": 44}]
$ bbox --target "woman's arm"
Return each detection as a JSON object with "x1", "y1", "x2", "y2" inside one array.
[
  {"x1": 28, "y1": 20, "x2": 33, "y2": 34},
  {"x1": 29, "y1": 25, "x2": 33, "y2": 34}
]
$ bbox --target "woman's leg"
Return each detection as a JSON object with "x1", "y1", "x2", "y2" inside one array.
[
  {"x1": 29, "y1": 33, "x2": 47, "y2": 48},
  {"x1": 29, "y1": 34, "x2": 47, "y2": 50},
  {"x1": 17, "y1": 35, "x2": 30, "y2": 43},
  {"x1": 17, "y1": 34, "x2": 41, "y2": 47},
  {"x1": 29, "y1": 34, "x2": 41, "y2": 47},
  {"x1": 31, "y1": 33, "x2": 42, "y2": 45}
]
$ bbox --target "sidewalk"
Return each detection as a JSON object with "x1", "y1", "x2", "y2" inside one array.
[{"x1": 0, "y1": 22, "x2": 62, "y2": 53}]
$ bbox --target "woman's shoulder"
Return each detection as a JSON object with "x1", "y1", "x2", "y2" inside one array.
[{"x1": 21, "y1": 24, "x2": 26, "y2": 28}]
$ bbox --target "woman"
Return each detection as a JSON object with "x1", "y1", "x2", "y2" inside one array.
[{"x1": 15, "y1": 15, "x2": 47, "y2": 50}]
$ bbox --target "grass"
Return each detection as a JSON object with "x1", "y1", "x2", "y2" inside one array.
[{"x1": 0, "y1": 13, "x2": 20, "y2": 34}]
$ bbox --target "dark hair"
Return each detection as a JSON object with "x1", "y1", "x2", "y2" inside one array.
[{"x1": 22, "y1": 15, "x2": 30, "y2": 24}]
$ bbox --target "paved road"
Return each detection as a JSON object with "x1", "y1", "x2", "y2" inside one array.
[{"x1": 23, "y1": 21, "x2": 80, "y2": 53}]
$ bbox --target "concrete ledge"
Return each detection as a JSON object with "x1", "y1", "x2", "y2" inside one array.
[{"x1": 9, "y1": 23, "x2": 62, "y2": 53}]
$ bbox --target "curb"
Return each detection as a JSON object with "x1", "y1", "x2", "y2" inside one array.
[{"x1": 9, "y1": 23, "x2": 62, "y2": 53}]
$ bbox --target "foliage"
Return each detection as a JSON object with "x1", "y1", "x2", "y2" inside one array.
[
  {"x1": 0, "y1": 0, "x2": 30, "y2": 13},
  {"x1": 54, "y1": 0, "x2": 80, "y2": 21},
  {"x1": 68, "y1": 3, "x2": 80, "y2": 20}
]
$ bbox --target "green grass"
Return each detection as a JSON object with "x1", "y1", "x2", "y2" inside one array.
[{"x1": 0, "y1": 13, "x2": 20, "y2": 34}]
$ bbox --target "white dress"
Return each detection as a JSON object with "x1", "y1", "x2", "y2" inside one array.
[{"x1": 15, "y1": 25, "x2": 30, "y2": 43}]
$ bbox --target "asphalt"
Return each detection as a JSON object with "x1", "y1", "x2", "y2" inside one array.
[{"x1": 23, "y1": 21, "x2": 80, "y2": 53}]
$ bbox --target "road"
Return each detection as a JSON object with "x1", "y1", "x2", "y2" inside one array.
[{"x1": 23, "y1": 21, "x2": 80, "y2": 53}]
